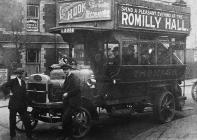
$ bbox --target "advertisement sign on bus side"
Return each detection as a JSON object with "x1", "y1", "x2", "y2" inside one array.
[
  {"x1": 59, "y1": 0, "x2": 111, "y2": 23},
  {"x1": 118, "y1": 4, "x2": 190, "y2": 33}
]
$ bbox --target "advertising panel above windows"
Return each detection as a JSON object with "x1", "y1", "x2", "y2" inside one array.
[
  {"x1": 59, "y1": 0, "x2": 111, "y2": 23},
  {"x1": 26, "y1": 19, "x2": 39, "y2": 32},
  {"x1": 118, "y1": 4, "x2": 190, "y2": 34}
]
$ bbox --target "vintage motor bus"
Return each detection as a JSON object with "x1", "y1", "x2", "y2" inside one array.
[{"x1": 16, "y1": 0, "x2": 190, "y2": 138}]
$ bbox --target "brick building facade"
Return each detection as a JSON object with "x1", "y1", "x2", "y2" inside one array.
[{"x1": 0, "y1": 0, "x2": 68, "y2": 76}]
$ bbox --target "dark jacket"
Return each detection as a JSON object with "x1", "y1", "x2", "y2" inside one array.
[
  {"x1": 3, "y1": 77, "x2": 28, "y2": 109},
  {"x1": 62, "y1": 73, "x2": 81, "y2": 108}
]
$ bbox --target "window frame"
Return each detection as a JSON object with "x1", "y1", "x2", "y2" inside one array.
[
  {"x1": 27, "y1": 5, "x2": 39, "y2": 19},
  {"x1": 26, "y1": 4, "x2": 39, "y2": 32},
  {"x1": 26, "y1": 48, "x2": 40, "y2": 64}
]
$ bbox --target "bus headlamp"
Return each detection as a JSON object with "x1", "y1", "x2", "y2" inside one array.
[
  {"x1": 62, "y1": 92, "x2": 68, "y2": 99},
  {"x1": 87, "y1": 75, "x2": 96, "y2": 88}
]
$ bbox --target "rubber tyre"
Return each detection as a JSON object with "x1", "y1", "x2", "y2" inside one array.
[
  {"x1": 72, "y1": 107, "x2": 92, "y2": 139},
  {"x1": 153, "y1": 91, "x2": 175, "y2": 123},
  {"x1": 16, "y1": 111, "x2": 38, "y2": 132},
  {"x1": 191, "y1": 82, "x2": 197, "y2": 102}
]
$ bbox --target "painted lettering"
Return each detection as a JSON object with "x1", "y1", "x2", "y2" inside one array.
[
  {"x1": 165, "y1": 18, "x2": 171, "y2": 29},
  {"x1": 150, "y1": 16, "x2": 155, "y2": 28},
  {"x1": 145, "y1": 16, "x2": 150, "y2": 27},
  {"x1": 171, "y1": 19, "x2": 177, "y2": 30},
  {"x1": 181, "y1": 20, "x2": 187, "y2": 31},
  {"x1": 119, "y1": 5, "x2": 189, "y2": 32},
  {"x1": 142, "y1": 15, "x2": 145, "y2": 27},
  {"x1": 128, "y1": 13, "x2": 135, "y2": 25},
  {"x1": 122, "y1": 12, "x2": 128, "y2": 25},
  {"x1": 135, "y1": 14, "x2": 141, "y2": 26},
  {"x1": 67, "y1": 9, "x2": 73, "y2": 20},
  {"x1": 65, "y1": 3, "x2": 85, "y2": 20},
  {"x1": 155, "y1": 17, "x2": 161, "y2": 28}
]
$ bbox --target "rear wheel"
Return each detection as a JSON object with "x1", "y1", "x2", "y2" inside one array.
[
  {"x1": 191, "y1": 82, "x2": 197, "y2": 102},
  {"x1": 72, "y1": 107, "x2": 92, "y2": 138},
  {"x1": 153, "y1": 91, "x2": 175, "y2": 123}
]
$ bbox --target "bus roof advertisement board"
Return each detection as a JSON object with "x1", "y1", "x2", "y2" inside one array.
[
  {"x1": 59, "y1": 0, "x2": 111, "y2": 23},
  {"x1": 118, "y1": 4, "x2": 190, "y2": 34}
]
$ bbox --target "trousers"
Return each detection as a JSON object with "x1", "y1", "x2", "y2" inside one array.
[
  {"x1": 62, "y1": 106, "x2": 73, "y2": 137},
  {"x1": 9, "y1": 108, "x2": 32, "y2": 137}
]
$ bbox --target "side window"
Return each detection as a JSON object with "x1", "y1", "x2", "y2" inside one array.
[
  {"x1": 73, "y1": 44, "x2": 85, "y2": 65},
  {"x1": 122, "y1": 44, "x2": 138, "y2": 65},
  {"x1": 140, "y1": 42, "x2": 156, "y2": 65},
  {"x1": 122, "y1": 40, "x2": 138, "y2": 65},
  {"x1": 157, "y1": 43, "x2": 171, "y2": 65},
  {"x1": 172, "y1": 42, "x2": 185, "y2": 64},
  {"x1": 173, "y1": 50, "x2": 184, "y2": 64},
  {"x1": 104, "y1": 43, "x2": 120, "y2": 65}
]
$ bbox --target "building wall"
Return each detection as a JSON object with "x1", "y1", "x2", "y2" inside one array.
[
  {"x1": 40, "y1": 0, "x2": 56, "y2": 32},
  {"x1": 0, "y1": 0, "x2": 69, "y2": 77}
]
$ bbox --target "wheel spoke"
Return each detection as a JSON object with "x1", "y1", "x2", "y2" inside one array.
[
  {"x1": 168, "y1": 108, "x2": 175, "y2": 113},
  {"x1": 166, "y1": 98, "x2": 173, "y2": 107},
  {"x1": 156, "y1": 92, "x2": 176, "y2": 123},
  {"x1": 81, "y1": 124, "x2": 89, "y2": 129},
  {"x1": 192, "y1": 85, "x2": 197, "y2": 101},
  {"x1": 21, "y1": 124, "x2": 24, "y2": 130},
  {"x1": 162, "y1": 96, "x2": 168, "y2": 106},
  {"x1": 16, "y1": 119, "x2": 21, "y2": 124},
  {"x1": 72, "y1": 108, "x2": 91, "y2": 138},
  {"x1": 160, "y1": 106, "x2": 166, "y2": 113}
]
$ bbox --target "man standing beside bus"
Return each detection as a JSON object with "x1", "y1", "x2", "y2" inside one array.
[
  {"x1": 61, "y1": 63, "x2": 81, "y2": 140},
  {"x1": 2, "y1": 68, "x2": 33, "y2": 140}
]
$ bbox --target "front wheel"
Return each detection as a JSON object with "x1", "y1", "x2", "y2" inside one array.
[
  {"x1": 153, "y1": 91, "x2": 175, "y2": 123},
  {"x1": 16, "y1": 110, "x2": 38, "y2": 132},
  {"x1": 191, "y1": 82, "x2": 197, "y2": 102},
  {"x1": 72, "y1": 107, "x2": 92, "y2": 138}
]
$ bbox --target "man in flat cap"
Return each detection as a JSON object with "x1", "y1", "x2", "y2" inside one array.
[{"x1": 2, "y1": 68, "x2": 33, "y2": 140}]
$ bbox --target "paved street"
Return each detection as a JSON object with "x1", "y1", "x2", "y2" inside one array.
[{"x1": 0, "y1": 79, "x2": 197, "y2": 140}]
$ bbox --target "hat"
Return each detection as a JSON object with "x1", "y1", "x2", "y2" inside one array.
[
  {"x1": 61, "y1": 61, "x2": 77, "y2": 70},
  {"x1": 14, "y1": 68, "x2": 25, "y2": 74},
  {"x1": 61, "y1": 64, "x2": 73, "y2": 70}
]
